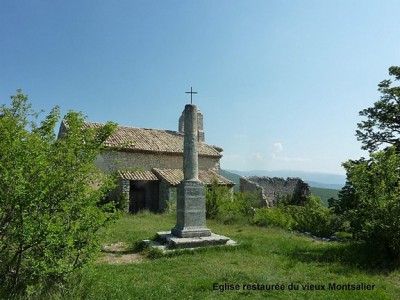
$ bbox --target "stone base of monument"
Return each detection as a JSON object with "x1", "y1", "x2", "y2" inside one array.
[
  {"x1": 173, "y1": 181, "x2": 211, "y2": 238},
  {"x1": 153, "y1": 231, "x2": 236, "y2": 250},
  {"x1": 171, "y1": 227, "x2": 211, "y2": 238}
]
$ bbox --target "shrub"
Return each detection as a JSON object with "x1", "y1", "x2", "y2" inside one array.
[
  {"x1": 285, "y1": 196, "x2": 338, "y2": 237},
  {"x1": 165, "y1": 199, "x2": 176, "y2": 213},
  {"x1": 0, "y1": 90, "x2": 118, "y2": 296},
  {"x1": 252, "y1": 206, "x2": 294, "y2": 230},
  {"x1": 205, "y1": 181, "x2": 229, "y2": 220},
  {"x1": 252, "y1": 196, "x2": 338, "y2": 237},
  {"x1": 206, "y1": 181, "x2": 258, "y2": 224}
]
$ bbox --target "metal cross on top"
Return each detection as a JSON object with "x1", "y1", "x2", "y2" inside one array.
[{"x1": 185, "y1": 87, "x2": 198, "y2": 104}]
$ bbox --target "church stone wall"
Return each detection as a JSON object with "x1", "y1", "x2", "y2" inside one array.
[
  {"x1": 158, "y1": 180, "x2": 177, "y2": 212},
  {"x1": 240, "y1": 176, "x2": 311, "y2": 207},
  {"x1": 94, "y1": 151, "x2": 220, "y2": 173}
]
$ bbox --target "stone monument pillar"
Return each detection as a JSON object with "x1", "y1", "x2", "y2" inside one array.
[
  {"x1": 154, "y1": 100, "x2": 234, "y2": 249},
  {"x1": 171, "y1": 104, "x2": 211, "y2": 238}
]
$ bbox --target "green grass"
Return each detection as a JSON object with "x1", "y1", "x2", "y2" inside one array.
[{"x1": 52, "y1": 212, "x2": 399, "y2": 300}]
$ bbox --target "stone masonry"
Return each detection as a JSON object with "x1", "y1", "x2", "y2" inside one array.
[
  {"x1": 94, "y1": 151, "x2": 221, "y2": 174},
  {"x1": 240, "y1": 176, "x2": 311, "y2": 207},
  {"x1": 171, "y1": 104, "x2": 211, "y2": 238},
  {"x1": 179, "y1": 107, "x2": 205, "y2": 142}
]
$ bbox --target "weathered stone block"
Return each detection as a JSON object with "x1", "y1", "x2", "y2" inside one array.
[
  {"x1": 172, "y1": 180, "x2": 211, "y2": 238},
  {"x1": 156, "y1": 232, "x2": 233, "y2": 249}
]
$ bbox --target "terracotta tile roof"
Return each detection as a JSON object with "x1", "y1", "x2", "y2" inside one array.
[
  {"x1": 118, "y1": 170, "x2": 158, "y2": 181},
  {"x1": 199, "y1": 169, "x2": 235, "y2": 186},
  {"x1": 152, "y1": 168, "x2": 182, "y2": 186},
  {"x1": 152, "y1": 168, "x2": 234, "y2": 186},
  {"x1": 81, "y1": 122, "x2": 221, "y2": 157}
]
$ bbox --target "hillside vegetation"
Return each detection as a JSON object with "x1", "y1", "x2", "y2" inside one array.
[
  {"x1": 310, "y1": 187, "x2": 339, "y2": 206},
  {"x1": 220, "y1": 169, "x2": 241, "y2": 191}
]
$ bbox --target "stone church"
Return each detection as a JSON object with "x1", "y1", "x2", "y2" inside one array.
[{"x1": 58, "y1": 107, "x2": 233, "y2": 213}]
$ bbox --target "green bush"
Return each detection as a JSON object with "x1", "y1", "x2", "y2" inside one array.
[
  {"x1": 0, "y1": 91, "x2": 118, "y2": 296},
  {"x1": 252, "y1": 196, "x2": 338, "y2": 237},
  {"x1": 165, "y1": 199, "x2": 176, "y2": 213},
  {"x1": 285, "y1": 196, "x2": 338, "y2": 237},
  {"x1": 205, "y1": 181, "x2": 258, "y2": 224},
  {"x1": 252, "y1": 206, "x2": 294, "y2": 230}
]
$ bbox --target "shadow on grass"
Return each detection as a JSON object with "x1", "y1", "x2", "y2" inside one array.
[
  {"x1": 286, "y1": 241, "x2": 400, "y2": 274},
  {"x1": 101, "y1": 248, "x2": 139, "y2": 255}
]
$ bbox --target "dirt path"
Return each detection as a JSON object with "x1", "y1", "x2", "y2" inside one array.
[{"x1": 96, "y1": 242, "x2": 145, "y2": 265}]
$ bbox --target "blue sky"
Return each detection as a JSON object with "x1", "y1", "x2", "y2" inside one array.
[{"x1": 1, "y1": 0, "x2": 400, "y2": 175}]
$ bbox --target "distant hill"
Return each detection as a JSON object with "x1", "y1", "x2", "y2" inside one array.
[
  {"x1": 305, "y1": 181, "x2": 343, "y2": 190},
  {"x1": 310, "y1": 187, "x2": 339, "y2": 206},
  {"x1": 225, "y1": 169, "x2": 345, "y2": 190},
  {"x1": 220, "y1": 169, "x2": 241, "y2": 191}
]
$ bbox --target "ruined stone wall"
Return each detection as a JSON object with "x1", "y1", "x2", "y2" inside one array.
[
  {"x1": 240, "y1": 176, "x2": 311, "y2": 207},
  {"x1": 239, "y1": 178, "x2": 265, "y2": 206},
  {"x1": 94, "y1": 151, "x2": 220, "y2": 173}
]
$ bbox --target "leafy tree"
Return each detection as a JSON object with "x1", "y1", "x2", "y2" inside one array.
[
  {"x1": 341, "y1": 147, "x2": 400, "y2": 257},
  {"x1": 0, "y1": 90, "x2": 118, "y2": 296},
  {"x1": 331, "y1": 158, "x2": 366, "y2": 216},
  {"x1": 338, "y1": 67, "x2": 400, "y2": 258},
  {"x1": 356, "y1": 66, "x2": 400, "y2": 152}
]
